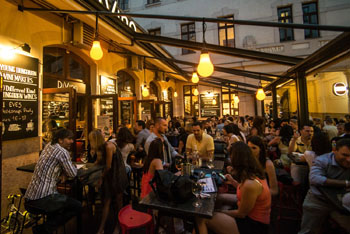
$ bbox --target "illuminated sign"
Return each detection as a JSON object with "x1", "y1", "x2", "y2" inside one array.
[
  {"x1": 95, "y1": 0, "x2": 137, "y2": 32},
  {"x1": 333, "y1": 82, "x2": 347, "y2": 96}
]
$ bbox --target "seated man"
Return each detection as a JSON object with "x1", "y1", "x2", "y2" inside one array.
[
  {"x1": 24, "y1": 128, "x2": 82, "y2": 234},
  {"x1": 299, "y1": 138, "x2": 350, "y2": 234},
  {"x1": 186, "y1": 121, "x2": 215, "y2": 162}
]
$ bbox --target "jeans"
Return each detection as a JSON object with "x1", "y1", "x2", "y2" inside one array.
[
  {"x1": 299, "y1": 191, "x2": 350, "y2": 234},
  {"x1": 25, "y1": 193, "x2": 82, "y2": 233}
]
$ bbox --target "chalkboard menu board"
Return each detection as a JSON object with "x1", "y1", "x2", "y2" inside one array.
[
  {"x1": 200, "y1": 94, "x2": 221, "y2": 117},
  {"x1": 0, "y1": 54, "x2": 39, "y2": 140}
]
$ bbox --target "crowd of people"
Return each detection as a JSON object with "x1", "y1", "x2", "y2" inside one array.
[{"x1": 23, "y1": 113, "x2": 350, "y2": 234}]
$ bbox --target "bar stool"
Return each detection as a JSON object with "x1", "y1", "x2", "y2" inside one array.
[{"x1": 118, "y1": 204, "x2": 153, "y2": 234}]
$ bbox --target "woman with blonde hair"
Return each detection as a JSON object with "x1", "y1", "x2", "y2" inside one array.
[{"x1": 89, "y1": 129, "x2": 128, "y2": 234}]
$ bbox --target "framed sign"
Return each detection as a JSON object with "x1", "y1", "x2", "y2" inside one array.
[
  {"x1": 0, "y1": 53, "x2": 39, "y2": 140},
  {"x1": 200, "y1": 94, "x2": 220, "y2": 117},
  {"x1": 100, "y1": 75, "x2": 116, "y2": 95}
]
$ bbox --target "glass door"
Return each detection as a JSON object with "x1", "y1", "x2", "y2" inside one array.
[
  {"x1": 42, "y1": 88, "x2": 77, "y2": 156},
  {"x1": 138, "y1": 100, "x2": 155, "y2": 122},
  {"x1": 91, "y1": 94, "x2": 118, "y2": 140},
  {"x1": 118, "y1": 97, "x2": 137, "y2": 128}
]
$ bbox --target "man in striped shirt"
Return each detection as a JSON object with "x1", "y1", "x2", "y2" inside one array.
[{"x1": 24, "y1": 128, "x2": 82, "y2": 234}]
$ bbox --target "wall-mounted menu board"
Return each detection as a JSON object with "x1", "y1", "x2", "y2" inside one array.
[
  {"x1": 0, "y1": 54, "x2": 39, "y2": 140},
  {"x1": 200, "y1": 94, "x2": 220, "y2": 117},
  {"x1": 100, "y1": 76, "x2": 116, "y2": 95}
]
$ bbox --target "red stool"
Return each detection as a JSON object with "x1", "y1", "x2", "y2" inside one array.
[{"x1": 118, "y1": 204, "x2": 153, "y2": 234}]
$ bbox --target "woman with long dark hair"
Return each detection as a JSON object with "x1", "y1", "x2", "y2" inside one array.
[
  {"x1": 197, "y1": 142, "x2": 271, "y2": 234},
  {"x1": 268, "y1": 124, "x2": 294, "y2": 167},
  {"x1": 115, "y1": 127, "x2": 135, "y2": 170},
  {"x1": 140, "y1": 138, "x2": 164, "y2": 198},
  {"x1": 89, "y1": 129, "x2": 128, "y2": 234},
  {"x1": 250, "y1": 116, "x2": 265, "y2": 137},
  {"x1": 248, "y1": 136, "x2": 278, "y2": 196}
]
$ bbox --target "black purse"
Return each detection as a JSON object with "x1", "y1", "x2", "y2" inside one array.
[{"x1": 150, "y1": 170, "x2": 194, "y2": 203}]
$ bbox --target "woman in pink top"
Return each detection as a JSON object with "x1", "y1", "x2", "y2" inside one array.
[
  {"x1": 197, "y1": 142, "x2": 271, "y2": 234},
  {"x1": 141, "y1": 138, "x2": 164, "y2": 198}
]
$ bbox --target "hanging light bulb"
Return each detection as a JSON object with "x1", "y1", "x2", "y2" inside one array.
[
  {"x1": 256, "y1": 88, "x2": 266, "y2": 101},
  {"x1": 90, "y1": 14, "x2": 103, "y2": 60},
  {"x1": 191, "y1": 72, "x2": 199, "y2": 83},
  {"x1": 174, "y1": 91, "x2": 178, "y2": 98},
  {"x1": 90, "y1": 41, "x2": 103, "y2": 60},
  {"x1": 212, "y1": 98, "x2": 217, "y2": 105},
  {"x1": 193, "y1": 88, "x2": 199, "y2": 96},
  {"x1": 197, "y1": 50, "x2": 214, "y2": 77},
  {"x1": 234, "y1": 95, "x2": 240, "y2": 104},
  {"x1": 142, "y1": 85, "x2": 149, "y2": 97}
]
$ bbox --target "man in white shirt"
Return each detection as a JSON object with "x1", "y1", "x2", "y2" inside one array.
[{"x1": 323, "y1": 117, "x2": 338, "y2": 141}]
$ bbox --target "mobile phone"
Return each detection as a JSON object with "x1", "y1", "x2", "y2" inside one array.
[{"x1": 218, "y1": 173, "x2": 227, "y2": 181}]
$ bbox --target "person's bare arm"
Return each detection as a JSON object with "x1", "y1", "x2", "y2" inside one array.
[
  {"x1": 268, "y1": 136, "x2": 280, "y2": 146},
  {"x1": 178, "y1": 140, "x2": 184, "y2": 154},
  {"x1": 266, "y1": 160, "x2": 279, "y2": 196},
  {"x1": 288, "y1": 132, "x2": 299, "y2": 154}
]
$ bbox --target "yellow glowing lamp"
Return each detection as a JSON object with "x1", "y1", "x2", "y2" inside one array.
[
  {"x1": 90, "y1": 40, "x2": 103, "y2": 60},
  {"x1": 256, "y1": 88, "x2": 266, "y2": 101},
  {"x1": 191, "y1": 72, "x2": 199, "y2": 83},
  {"x1": 234, "y1": 95, "x2": 240, "y2": 104},
  {"x1": 174, "y1": 91, "x2": 178, "y2": 98},
  {"x1": 197, "y1": 50, "x2": 214, "y2": 77},
  {"x1": 193, "y1": 88, "x2": 199, "y2": 96},
  {"x1": 212, "y1": 98, "x2": 217, "y2": 105},
  {"x1": 142, "y1": 85, "x2": 149, "y2": 97}
]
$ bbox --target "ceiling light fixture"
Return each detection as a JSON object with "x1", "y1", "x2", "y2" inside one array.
[
  {"x1": 142, "y1": 57, "x2": 149, "y2": 97},
  {"x1": 256, "y1": 80, "x2": 266, "y2": 101},
  {"x1": 192, "y1": 72, "x2": 199, "y2": 83},
  {"x1": 90, "y1": 13, "x2": 103, "y2": 60},
  {"x1": 193, "y1": 88, "x2": 199, "y2": 96},
  {"x1": 197, "y1": 21, "x2": 214, "y2": 77}
]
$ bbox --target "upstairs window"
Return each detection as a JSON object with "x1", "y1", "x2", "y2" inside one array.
[
  {"x1": 278, "y1": 6, "x2": 294, "y2": 42},
  {"x1": 218, "y1": 15, "x2": 235, "y2": 47},
  {"x1": 147, "y1": 0, "x2": 160, "y2": 4},
  {"x1": 118, "y1": 0, "x2": 129, "y2": 10},
  {"x1": 181, "y1": 23, "x2": 196, "y2": 55},
  {"x1": 149, "y1": 27, "x2": 161, "y2": 36},
  {"x1": 302, "y1": 2, "x2": 319, "y2": 39}
]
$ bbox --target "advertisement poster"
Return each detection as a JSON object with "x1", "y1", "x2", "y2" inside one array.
[{"x1": 0, "y1": 54, "x2": 39, "y2": 140}]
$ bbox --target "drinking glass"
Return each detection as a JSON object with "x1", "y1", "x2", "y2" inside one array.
[{"x1": 192, "y1": 182, "x2": 203, "y2": 208}]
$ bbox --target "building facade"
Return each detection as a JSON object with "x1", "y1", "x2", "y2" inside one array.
[{"x1": 127, "y1": 0, "x2": 350, "y2": 119}]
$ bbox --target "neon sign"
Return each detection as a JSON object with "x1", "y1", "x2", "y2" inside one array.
[{"x1": 96, "y1": 0, "x2": 137, "y2": 32}]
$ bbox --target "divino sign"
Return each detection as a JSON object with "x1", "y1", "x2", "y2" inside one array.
[
  {"x1": 93, "y1": 0, "x2": 137, "y2": 32},
  {"x1": 0, "y1": 54, "x2": 39, "y2": 140},
  {"x1": 333, "y1": 82, "x2": 347, "y2": 96}
]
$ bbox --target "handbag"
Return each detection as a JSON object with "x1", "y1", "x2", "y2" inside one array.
[{"x1": 150, "y1": 170, "x2": 194, "y2": 203}]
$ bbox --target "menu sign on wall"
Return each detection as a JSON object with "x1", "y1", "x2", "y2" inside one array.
[
  {"x1": 100, "y1": 76, "x2": 116, "y2": 95},
  {"x1": 200, "y1": 94, "x2": 220, "y2": 117},
  {"x1": 0, "y1": 54, "x2": 39, "y2": 140}
]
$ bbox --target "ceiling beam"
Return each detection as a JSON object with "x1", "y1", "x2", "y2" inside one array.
[
  {"x1": 133, "y1": 33, "x2": 302, "y2": 66},
  {"x1": 109, "y1": 49, "x2": 277, "y2": 81},
  {"x1": 200, "y1": 80, "x2": 255, "y2": 94}
]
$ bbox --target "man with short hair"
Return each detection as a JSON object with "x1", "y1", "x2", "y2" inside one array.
[
  {"x1": 134, "y1": 120, "x2": 150, "y2": 151},
  {"x1": 299, "y1": 138, "x2": 350, "y2": 234},
  {"x1": 289, "y1": 118, "x2": 298, "y2": 132},
  {"x1": 323, "y1": 117, "x2": 338, "y2": 141},
  {"x1": 144, "y1": 118, "x2": 179, "y2": 165},
  {"x1": 25, "y1": 128, "x2": 81, "y2": 234},
  {"x1": 186, "y1": 121, "x2": 215, "y2": 161},
  {"x1": 288, "y1": 124, "x2": 314, "y2": 185}
]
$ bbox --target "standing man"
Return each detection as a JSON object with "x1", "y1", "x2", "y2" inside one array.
[
  {"x1": 24, "y1": 128, "x2": 81, "y2": 234},
  {"x1": 186, "y1": 121, "x2": 215, "y2": 162},
  {"x1": 144, "y1": 118, "x2": 180, "y2": 165},
  {"x1": 134, "y1": 120, "x2": 150, "y2": 151},
  {"x1": 323, "y1": 117, "x2": 338, "y2": 141},
  {"x1": 299, "y1": 138, "x2": 350, "y2": 233}
]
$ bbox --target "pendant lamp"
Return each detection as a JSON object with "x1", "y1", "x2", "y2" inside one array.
[
  {"x1": 193, "y1": 88, "x2": 199, "y2": 96},
  {"x1": 256, "y1": 81, "x2": 266, "y2": 101},
  {"x1": 197, "y1": 21, "x2": 214, "y2": 77},
  {"x1": 90, "y1": 14, "x2": 103, "y2": 60},
  {"x1": 234, "y1": 95, "x2": 240, "y2": 104},
  {"x1": 192, "y1": 72, "x2": 199, "y2": 83}
]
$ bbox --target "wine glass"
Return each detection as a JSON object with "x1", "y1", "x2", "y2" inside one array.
[
  {"x1": 80, "y1": 150, "x2": 88, "y2": 164},
  {"x1": 192, "y1": 182, "x2": 203, "y2": 208}
]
